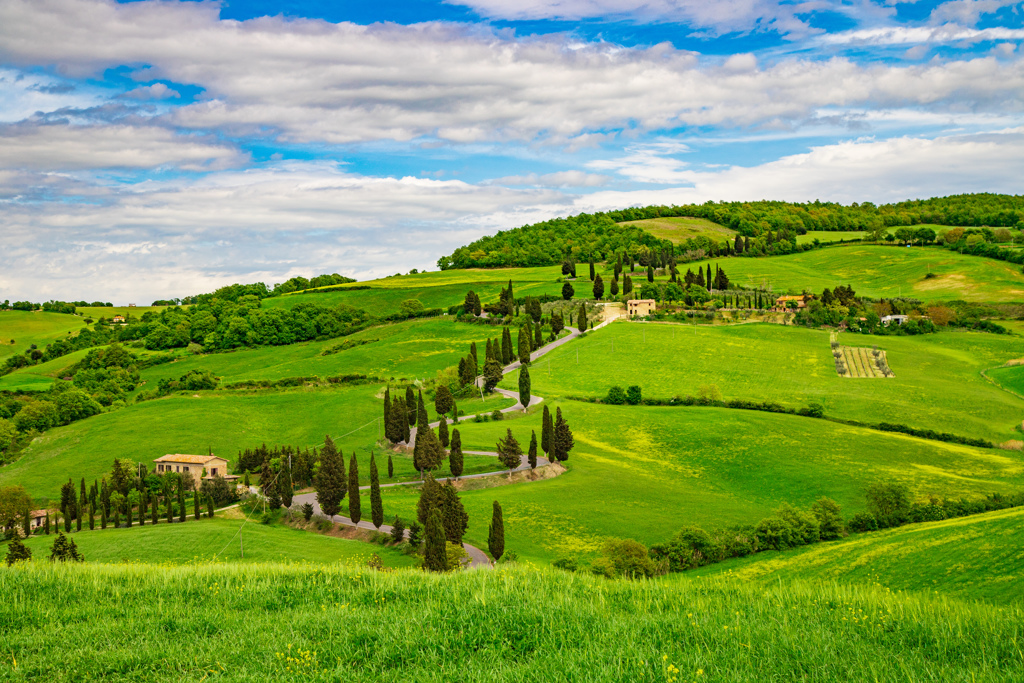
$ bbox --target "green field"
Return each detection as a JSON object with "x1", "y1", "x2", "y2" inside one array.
[
  {"x1": 619, "y1": 215, "x2": 737, "y2": 243},
  {"x1": 0, "y1": 383, "x2": 508, "y2": 500},
  {"x1": 75, "y1": 306, "x2": 165, "y2": 319},
  {"x1": 672, "y1": 245, "x2": 1024, "y2": 302},
  {"x1": 504, "y1": 322, "x2": 1024, "y2": 443},
  {"x1": 266, "y1": 266, "x2": 564, "y2": 316},
  {"x1": 13, "y1": 516, "x2": 415, "y2": 567},
  {"x1": 685, "y1": 506, "x2": 1024, "y2": 605},
  {"x1": 376, "y1": 401, "x2": 1024, "y2": 564},
  {"x1": 2, "y1": 562, "x2": 1020, "y2": 682},
  {"x1": 987, "y1": 363, "x2": 1024, "y2": 400},
  {"x1": 0, "y1": 311, "x2": 86, "y2": 361},
  {"x1": 133, "y1": 318, "x2": 514, "y2": 387}
]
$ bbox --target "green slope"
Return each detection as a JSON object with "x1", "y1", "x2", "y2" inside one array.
[
  {"x1": 683, "y1": 507, "x2": 1024, "y2": 605},
  {"x1": 505, "y1": 322, "x2": 1024, "y2": 443},
  {"x1": 2, "y1": 563, "x2": 1021, "y2": 682},
  {"x1": 377, "y1": 402, "x2": 1024, "y2": 564},
  {"x1": 0, "y1": 311, "x2": 86, "y2": 361},
  {"x1": 14, "y1": 517, "x2": 415, "y2": 567}
]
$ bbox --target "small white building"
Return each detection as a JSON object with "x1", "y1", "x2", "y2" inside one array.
[
  {"x1": 627, "y1": 299, "x2": 657, "y2": 317},
  {"x1": 881, "y1": 314, "x2": 909, "y2": 326}
]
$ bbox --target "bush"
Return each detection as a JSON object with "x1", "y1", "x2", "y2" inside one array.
[
  {"x1": 552, "y1": 557, "x2": 578, "y2": 572},
  {"x1": 754, "y1": 516, "x2": 795, "y2": 551},
  {"x1": 810, "y1": 497, "x2": 844, "y2": 540},
  {"x1": 649, "y1": 526, "x2": 720, "y2": 571},
  {"x1": 390, "y1": 516, "x2": 406, "y2": 543},
  {"x1": 591, "y1": 539, "x2": 664, "y2": 579},
  {"x1": 847, "y1": 512, "x2": 878, "y2": 533},
  {"x1": 775, "y1": 504, "x2": 820, "y2": 546},
  {"x1": 301, "y1": 503, "x2": 314, "y2": 521},
  {"x1": 625, "y1": 385, "x2": 642, "y2": 405},
  {"x1": 866, "y1": 481, "x2": 911, "y2": 528},
  {"x1": 315, "y1": 516, "x2": 334, "y2": 532},
  {"x1": 605, "y1": 386, "x2": 626, "y2": 405},
  {"x1": 491, "y1": 410, "x2": 504, "y2": 421}
]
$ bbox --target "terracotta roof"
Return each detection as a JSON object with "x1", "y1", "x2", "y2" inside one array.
[
  {"x1": 30, "y1": 509, "x2": 48, "y2": 517},
  {"x1": 154, "y1": 454, "x2": 222, "y2": 464}
]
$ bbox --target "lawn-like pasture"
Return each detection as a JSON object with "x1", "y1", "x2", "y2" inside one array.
[
  {"x1": 75, "y1": 305, "x2": 166, "y2": 319},
  {"x1": 684, "y1": 506, "x2": 1024, "y2": 605},
  {"x1": 504, "y1": 322, "x2": 1024, "y2": 443},
  {"x1": 135, "y1": 318, "x2": 513, "y2": 386},
  {"x1": 0, "y1": 311, "x2": 86, "y2": 361},
  {"x1": 378, "y1": 401, "x2": 1024, "y2": 565},
  {"x1": 265, "y1": 266, "x2": 564, "y2": 316},
  {"x1": 0, "y1": 347, "x2": 92, "y2": 392},
  {"x1": 12, "y1": 516, "x2": 415, "y2": 567},
  {"x1": 3, "y1": 560, "x2": 1020, "y2": 681},
  {"x1": 987, "y1": 363, "x2": 1024, "y2": 400},
  {"x1": 0, "y1": 383, "x2": 505, "y2": 500},
  {"x1": 675, "y1": 245, "x2": 1024, "y2": 302},
  {"x1": 618, "y1": 215, "x2": 737, "y2": 243}
]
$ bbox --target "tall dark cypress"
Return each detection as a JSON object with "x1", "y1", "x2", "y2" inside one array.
[
  {"x1": 383, "y1": 387, "x2": 393, "y2": 442},
  {"x1": 139, "y1": 490, "x2": 146, "y2": 526},
  {"x1": 528, "y1": 430, "x2": 538, "y2": 469},
  {"x1": 647, "y1": 264, "x2": 654, "y2": 283},
  {"x1": 347, "y1": 452, "x2": 361, "y2": 524},
  {"x1": 194, "y1": 490, "x2": 201, "y2": 520},
  {"x1": 177, "y1": 483, "x2": 186, "y2": 523},
  {"x1": 534, "y1": 322, "x2": 542, "y2": 349},
  {"x1": 589, "y1": 260, "x2": 595, "y2": 280},
  {"x1": 706, "y1": 264, "x2": 713, "y2": 292},
  {"x1": 424, "y1": 508, "x2": 447, "y2": 572},
  {"x1": 315, "y1": 435, "x2": 347, "y2": 518},
  {"x1": 151, "y1": 495, "x2": 159, "y2": 525},
  {"x1": 207, "y1": 495, "x2": 215, "y2": 518},
  {"x1": 518, "y1": 365, "x2": 531, "y2": 410},
  {"x1": 438, "y1": 415, "x2": 450, "y2": 448},
  {"x1": 517, "y1": 327, "x2": 531, "y2": 364},
  {"x1": 438, "y1": 482, "x2": 468, "y2": 545},
  {"x1": 88, "y1": 503, "x2": 95, "y2": 530},
  {"x1": 541, "y1": 404, "x2": 552, "y2": 455},
  {"x1": 405, "y1": 386, "x2": 417, "y2": 427},
  {"x1": 416, "y1": 472, "x2": 441, "y2": 525},
  {"x1": 417, "y1": 390, "x2": 429, "y2": 431},
  {"x1": 100, "y1": 505, "x2": 107, "y2": 529},
  {"x1": 577, "y1": 303, "x2": 587, "y2": 333},
  {"x1": 469, "y1": 341, "x2": 478, "y2": 375},
  {"x1": 369, "y1": 452, "x2": 383, "y2": 530},
  {"x1": 449, "y1": 429, "x2": 464, "y2": 478},
  {"x1": 553, "y1": 407, "x2": 575, "y2": 462},
  {"x1": 388, "y1": 453, "x2": 394, "y2": 479},
  {"x1": 488, "y1": 501, "x2": 505, "y2": 561},
  {"x1": 501, "y1": 327, "x2": 512, "y2": 364}
]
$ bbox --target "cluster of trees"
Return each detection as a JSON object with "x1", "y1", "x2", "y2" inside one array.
[
  {"x1": 416, "y1": 472, "x2": 469, "y2": 571},
  {"x1": 794, "y1": 287, "x2": 944, "y2": 335},
  {"x1": 310, "y1": 437, "x2": 387, "y2": 539},
  {"x1": 5, "y1": 531, "x2": 85, "y2": 566}
]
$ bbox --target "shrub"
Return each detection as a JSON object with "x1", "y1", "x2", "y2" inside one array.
[
  {"x1": 754, "y1": 516, "x2": 795, "y2": 551},
  {"x1": 301, "y1": 503, "x2": 314, "y2": 521},
  {"x1": 775, "y1": 504, "x2": 820, "y2": 546},
  {"x1": 314, "y1": 516, "x2": 334, "y2": 532},
  {"x1": 491, "y1": 410, "x2": 503, "y2": 421},
  {"x1": 390, "y1": 516, "x2": 406, "y2": 543},
  {"x1": 649, "y1": 526, "x2": 720, "y2": 571},
  {"x1": 605, "y1": 386, "x2": 626, "y2": 405},
  {"x1": 625, "y1": 385, "x2": 642, "y2": 405},
  {"x1": 592, "y1": 539, "x2": 664, "y2": 579},
  {"x1": 847, "y1": 512, "x2": 878, "y2": 533},
  {"x1": 552, "y1": 557, "x2": 578, "y2": 572},
  {"x1": 408, "y1": 520, "x2": 423, "y2": 548},
  {"x1": 866, "y1": 481, "x2": 911, "y2": 528},
  {"x1": 810, "y1": 498, "x2": 845, "y2": 540}
]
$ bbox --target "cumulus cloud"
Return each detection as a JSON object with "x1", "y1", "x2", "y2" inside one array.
[
  {"x1": 0, "y1": 122, "x2": 246, "y2": 171},
  {"x1": 587, "y1": 141, "x2": 692, "y2": 183},
  {"x1": 2, "y1": 0, "x2": 1024, "y2": 146},
  {"x1": 490, "y1": 170, "x2": 611, "y2": 187},
  {"x1": 122, "y1": 83, "x2": 180, "y2": 100}
]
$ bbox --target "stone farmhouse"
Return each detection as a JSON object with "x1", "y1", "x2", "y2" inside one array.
[
  {"x1": 627, "y1": 299, "x2": 657, "y2": 317},
  {"x1": 773, "y1": 295, "x2": 810, "y2": 312},
  {"x1": 153, "y1": 454, "x2": 238, "y2": 486}
]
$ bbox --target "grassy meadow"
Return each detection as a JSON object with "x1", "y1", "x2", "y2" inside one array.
[
  {"x1": 75, "y1": 305, "x2": 165, "y2": 319},
  {"x1": 664, "y1": 245, "x2": 1024, "y2": 302},
  {"x1": 2, "y1": 562, "x2": 1021, "y2": 682},
  {"x1": 0, "y1": 383, "x2": 508, "y2": 500},
  {"x1": 684, "y1": 506, "x2": 1024, "y2": 606},
  {"x1": 12, "y1": 516, "x2": 415, "y2": 568},
  {"x1": 618, "y1": 215, "x2": 737, "y2": 243},
  {"x1": 376, "y1": 401, "x2": 1024, "y2": 564},
  {"x1": 0, "y1": 310, "x2": 86, "y2": 361},
  {"x1": 987, "y1": 363, "x2": 1024, "y2": 400},
  {"x1": 503, "y1": 321, "x2": 1024, "y2": 443}
]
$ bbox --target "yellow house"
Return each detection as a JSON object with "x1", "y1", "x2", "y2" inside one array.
[
  {"x1": 153, "y1": 454, "x2": 237, "y2": 485},
  {"x1": 627, "y1": 299, "x2": 657, "y2": 317}
]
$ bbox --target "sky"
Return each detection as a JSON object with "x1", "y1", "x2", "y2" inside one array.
[{"x1": 1, "y1": 0, "x2": 1023, "y2": 303}]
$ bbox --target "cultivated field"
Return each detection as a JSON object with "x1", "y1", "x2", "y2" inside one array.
[
  {"x1": 375, "y1": 401, "x2": 1024, "y2": 564},
  {"x1": 2, "y1": 562, "x2": 1019, "y2": 681},
  {"x1": 503, "y1": 322, "x2": 1024, "y2": 443},
  {"x1": 618, "y1": 215, "x2": 738, "y2": 243},
  {"x1": 686, "y1": 506, "x2": 1024, "y2": 605}
]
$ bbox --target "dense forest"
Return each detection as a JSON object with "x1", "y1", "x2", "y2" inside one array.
[{"x1": 438, "y1": 194, "x2": 1024, "y2": 269}]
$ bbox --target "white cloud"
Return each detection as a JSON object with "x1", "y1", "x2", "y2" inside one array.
[
  {"x1": 818, "y1": 24, "x2": 1024, "y2": 46},
  {"x1": 587, "y1": 141, "x2": 692, "y2": 183},
  {"x1": 490, "y1": 170, "x2": 611, "y2": 187},
  {"x1": 2, "y1": 0, "x2": 1024, "y2": 147},
  {"x1": 122, "y1": 83, "x2": 180, "y2": 99},
  {"x1": 0, "y1": 122, "x2": 246, "y2": 171}
]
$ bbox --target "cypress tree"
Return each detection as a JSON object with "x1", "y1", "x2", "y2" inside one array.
[
  {"x1": 165, "y1": 487, "x2": 174, "y2": 523},
  {"x1": 151, "y1": 495, "x2": 159, "y2": 524},
  {"x1": 485, "y1": 338, "x2": 493, "y2": 362},
  {"x1": 488, "y1": 501, "x2": 505, "y2": 561},
  {"x1": 534, "y1": 321, "x2": 542, "y2": 348},
  {"x1": 383, "y1": 387, "x2": 393, "y2": 442},
  {"x1": 177, "y1": 483, "x2": 186, "y2": 523},
  {"x1": 390, "y1": 396, "x2": 405, "y2": 443},
  {"x1": 457, "y1": 357, "x2": 468, "y2": 386},
  {"x1": 501, "y1": 327, "x2": 512, "y2": 364},
  {"x1": 88, "y1": 503, "x2": 95, "y2": 530},
  {"x1": 624, "y1": 275, "x2": 632, "y2": 295},
  {"x1": 194, "y1": 490, "x2": 201, "y2": 520},
  {"x1": 369, "y1": 452, "x2": 383, "y2": 530},
  {"x1": 139, "y1": 491, "x2": 146, "y2": 526},
  {"x1": 388, "y1": 453, "x2": 394, "y2": 479},
  {"x1": 44, "y1": 511, "x2": 50, "y2": 535},
  {"x1": 706, "y1": 264, "x2": 713, "y2": 292},
  {"x1": 280, "y1": 455, "x2": 294, "y2": 508},
  {"x1": 405, "y1": 386, "x2": 417, "y2": 427},
  {"x1": 423, "y1": 508, "x2": 447, "y2": 572},
  {"x1": 401, "y1": 402, "x2": 411, "y2": 443},
  {"x1": 6, "y1": 536, "x2": 31, "y2": 566},
  {"x1": 416, "y1": 472, "x2": 441, "y2": 525},
  {"x1": 347, "y1": 452, "x2": 361, "y2": 524},
  {"x1": 439, "y1": 481, "x2": 468, "y2": 545},
  {"x1": 553, "y1": 407, "x2": 575, "y2": 462},
  {"x1": 610, "y1": 275, "x2": 619, "y2": 297},
  {"x1": 541, "y1": 405, "x2": 552, "y2": 455},
  {"x1": 592, "y1": 273, "x2": 604, "y2": 300},
  {"x1": 497, "y1": 428, "x2": 523, "y2": 477},
  {"x1": 518, "y1": 365, "x2": 531, "y2": 410},
  {"x1": 647, "y1": 264, "x2": 654, "y2": 282},
  {"x1": 126, "y1": 498, "x2": 133, "y2": 528},
  {"x1": 528, "y1": 430, "x2": 538, "y2": 469},
  {"x1": 434, "y1": 385, "x2": 454, "y2": 416},
  {"x1": 438, "y1": 415, "x2": 449, "y2": 448},
  {"x1": 449, "y1": 429, "x2": 464, "y2": 478},
  {"x1": 315, "y1": 435, "x2": 347, "y2": 518},
  {"x1": 79, "y1": 478, "x2": 87, "y2": 516},
  {"x1": 76, "y1": 504, "x2": 82, "y2": 532},
  {"x1": 112, "y1": 504, "x2": 120, "y2": 529},
  {"x1": 577, "y1": 303, "x2": 587, "y2": 333},
  {"x1": 517, "y1": 327, "x2": 530, "y2": 364},
  {"x1": 98, "y1": 505, "x2": 106, "y2": 529},
  {"x1": 452, "y1": 399, "x2": 458, "y2": 423},
  {"x1": 417, "y1": 390, "x2": 428, "y2": 431},
  {"x1": 207, "y1": 494, "x2": 215, "y2": 518},
  {"x1": 469, "y1": 342, "x2": 478, "y2": 375},
  {"x1": 589, "y1": 260, "x2": 595, "y2": 280},
  {"x1": 63, "y1": 505, "x2": 71, "y2": 532},
  {"x1": 22, "y1": 507, "x2": 31, "y2": 538}
]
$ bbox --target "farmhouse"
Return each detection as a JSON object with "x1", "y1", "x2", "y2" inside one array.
[
  {"x1": 28, "y1": 509, "x2": 48, "y2": 530},
  {"x1": 153, "y1": 454, "x2": 238, "y2": 486},
  {"x1": 881, "y1": 314, "x2": 909, "y2": 326},
  {"x1": 112, "y1": 314, "x2": 125, "y2": 323},
  {"x1": 627, "y1": 299, "x2": 657, "y2": 317},
  {"x1": 773, "y1": 295, "x2": 810, "y2": 312}
]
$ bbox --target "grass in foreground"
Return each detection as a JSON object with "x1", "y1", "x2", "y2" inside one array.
[
  {"x1": 682, "y1": 506, "x2": 1024, "y2": 605},
  {"x1": 12, "y1": 516, "x2": 415, "y2": 567},
  {"x1": 507, "y1": 322, "x2": 1024, "y2": 443},
  {"x1": 1, "y1": 563, "x2": 1021, "y2": 682},
  {"x1": 379, "y1": 401, "x2": 1024, "y2": 564}
]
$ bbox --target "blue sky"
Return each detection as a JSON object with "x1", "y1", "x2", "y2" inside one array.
[{"x1": 1, "y1": 0, "x2": 1023, "y2": 302}]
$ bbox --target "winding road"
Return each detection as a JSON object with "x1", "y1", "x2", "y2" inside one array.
[{"x1": 294, "y1": 312, "x2": 617, "y2": 567}]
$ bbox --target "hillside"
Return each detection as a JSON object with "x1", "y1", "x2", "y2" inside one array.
[
  {"x1": 683, "y1": 506, "x2": 1024, "y2": 605},
  {"x1": 2, "y1": 563, "x2": 1021, "y2": 682}
]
